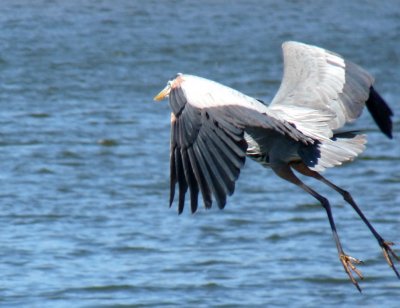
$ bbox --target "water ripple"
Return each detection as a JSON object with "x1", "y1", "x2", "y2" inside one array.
[{"x1": 1, "y1": 0, "x2": 399, "y2": 307}]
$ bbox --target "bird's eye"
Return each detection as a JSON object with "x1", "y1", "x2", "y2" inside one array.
[{"x1": 167, "y1": 73, "x2": 183, "y2": 86}]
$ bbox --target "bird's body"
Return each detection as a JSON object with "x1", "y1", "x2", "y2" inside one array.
[{"x1": 154, "y1": 41, "x2": 398, "y2": 291}]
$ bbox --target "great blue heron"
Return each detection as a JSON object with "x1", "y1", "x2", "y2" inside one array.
[{"x1": 154, "y1": 41, "x2": 398, "y2": 291}]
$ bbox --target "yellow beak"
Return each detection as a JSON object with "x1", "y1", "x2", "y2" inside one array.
[{"x1": 153, "y1": 84, "x2": 171, "y2": 101}]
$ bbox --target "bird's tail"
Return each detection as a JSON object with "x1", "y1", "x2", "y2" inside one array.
[{"x1": 299, "y1": 132, "x2": 367, "y2": 172}]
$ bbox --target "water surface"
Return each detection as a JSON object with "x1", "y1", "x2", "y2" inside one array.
[{"x1": 1, "y1": 0, "x2": 399, "y2": 307}]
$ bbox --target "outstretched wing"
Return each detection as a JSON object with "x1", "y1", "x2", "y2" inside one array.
[
  {"x1": 170, "y1": 102, "x2": 246, "y2": 214},
  {"x1": 168, "y1": 77, "x2": 312, "y2": 214},
  {"x1": 270, "y1": 41, "x2": 392, "y2": 138}
]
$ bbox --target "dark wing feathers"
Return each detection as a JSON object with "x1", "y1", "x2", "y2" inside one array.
[
  {"x1": 196, "y1": 134, "x2": 230, "y2": 208},
  {"x1": 170, "y1": 101, "x2": 247, "y2": 213},
  {"x1": 187, "y1": 146, "x2": 212, "y2": 209},
  {"x1": 181, "y1": 148, "x2": 199, "y2": 213},
  {"x1": 176, "y1": 148, "x2": 188, "y2": 214},
  {"x1": 192, "y1": 141, "x2": 226, "y2": 208},
  {"x1": 205, "y1": 128, "x2": 238, "y2": 185},
  {"x1": 169, "y1": 86, "x2": 187, "y2": 115},
  {"x1": 169, "y1": 119, "x2": 178, "y2": 207},
  {"x1": 219, "y1": 105, "x2": 314, "y2": 144},
  {"x1": 168, "y1": 87, "x2": 312, "y2": 213},
  {"x1": 365, "y1": 87, "x2": 393, "y2": 139}
]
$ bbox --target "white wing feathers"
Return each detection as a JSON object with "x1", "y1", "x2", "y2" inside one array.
[
  {"x1": 270, "y1": 41, "x2": 374, "y2": 139},
  {"x1": 270, "y1": 106, "x2": 334, "y2": 140}
]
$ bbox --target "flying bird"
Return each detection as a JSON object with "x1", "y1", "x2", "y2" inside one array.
[{"x1": 154, "y1": 41, "x2": 398, "y2": 291}]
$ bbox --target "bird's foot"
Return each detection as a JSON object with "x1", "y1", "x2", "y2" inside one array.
[
  {"x1": 340, "y1": 254, "x2": 364, "y2": 292},
  {"x1": 380, "y1": 241, "x2": 400, "y2": 278}
]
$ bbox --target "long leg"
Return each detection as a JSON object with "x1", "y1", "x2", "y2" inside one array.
[
  {"x1": 271, "y1": 162, "x2": 364, "y2": 292},
  {"x1": 291, "y1": 162, "x2": 400, "y2": 278}
]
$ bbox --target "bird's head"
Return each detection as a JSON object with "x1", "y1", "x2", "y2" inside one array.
[{"x1": 154, "y1": 73, "x2": 184, "y2": 101}]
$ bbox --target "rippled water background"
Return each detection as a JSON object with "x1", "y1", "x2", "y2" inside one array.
[{"x1": 1, "y1": 0, "x2": 399, "y2": 307}]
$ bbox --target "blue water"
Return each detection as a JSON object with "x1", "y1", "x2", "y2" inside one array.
[{"x1": 1, "y1": 0, "x2": 399, "y2": 307}]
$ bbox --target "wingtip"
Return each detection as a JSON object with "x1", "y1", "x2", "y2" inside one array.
[{"x1": 366, "y1": 87, "x2": 394, "y2": 139}]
